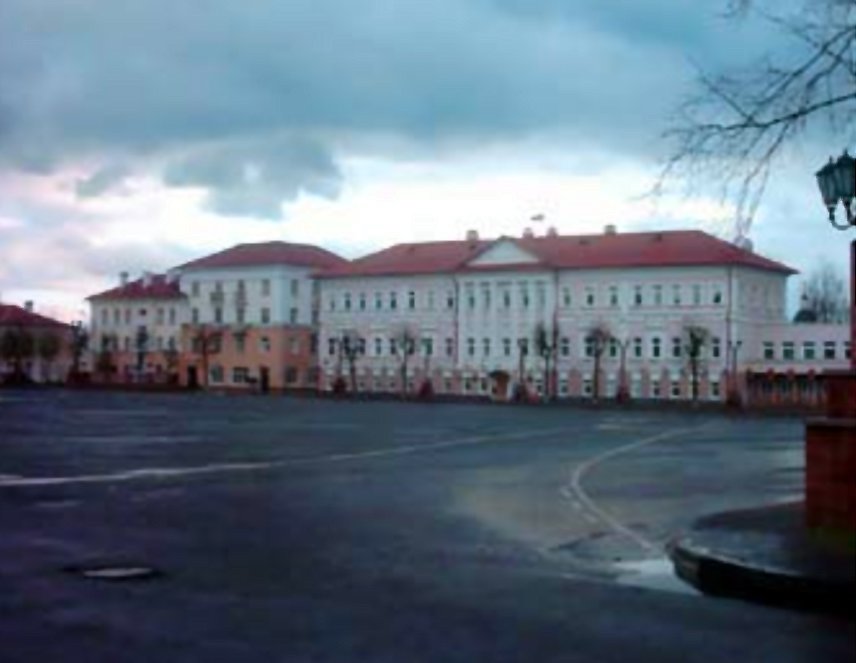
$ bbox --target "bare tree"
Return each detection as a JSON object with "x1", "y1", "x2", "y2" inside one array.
[
  {"x1": 70, "y1": 322, "x2": 89, "y2": 377},
  {"x1": 659, "y1": 1, "x2": 855, "y2": 238},
  {"x1": 0, "y1": 326, "x2": 35, "y2": 383},
  {"x1": 683, "y1": 325, "x2": 710, "y2": 403},
  {"x1": 585, "y1": 323, "x2": 612, "y2": 403},
  {"x1": 341, "y1": 329, "x2": 365, "y2": 394},
  {"x1": 134, "y1": 325, "x2": 150, "y2": 378},
  {"x1": 95, "y1": 334, "x2": 117, "y2": 381},
  {"x1": 797, "y1": 260, "x2": 849, "y2": 322},
  {"x1": 534, "y1": 321, "x2": 558, "y2": 401},
  {"x1": 191, "y1": 325, "x2": 222, "y2": 388},
  {"x1": 36, "y1": 332, "x2": 62, "y2": 382},
  {"x1": 392, "y1": 324, "x2": 418, "y2": 397}
]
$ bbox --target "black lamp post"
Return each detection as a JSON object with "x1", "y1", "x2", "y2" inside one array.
[{"x1": 815, "y1": 150, "x2": 856, "y2": 368}]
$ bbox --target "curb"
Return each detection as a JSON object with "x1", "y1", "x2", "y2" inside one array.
[{"x1": 667, "y1": 537, "x2": 855, "y2": 618}]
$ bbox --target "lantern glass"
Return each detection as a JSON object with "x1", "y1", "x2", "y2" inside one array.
[
  {"x1": 815, "y1": 159, "x2": 838, "y2": 206},
  {"x1": 832, "y1": 150, "x2": 856, "y2": 202}
]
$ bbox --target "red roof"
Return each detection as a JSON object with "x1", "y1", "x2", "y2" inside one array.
[
  {"x1": 178, "y1": 241, "x2": 347, "y2": 272},
  {"x1": 0, "y1": 304, "x2": 70, "y2": 328},
  {"x1": 319, "y1": 230, "x2": 795, "y2": 278},
  {"x1": 87, "y1": 274, "x2": 184, "y2": 301}
]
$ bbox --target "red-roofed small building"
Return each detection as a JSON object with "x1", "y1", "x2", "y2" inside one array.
[
  {"x1": 87, "y1": 271, "x2": 187, "y2": 383},
  {"x1": 0, "y1": 301, "x2": 74, "y2": 384}
]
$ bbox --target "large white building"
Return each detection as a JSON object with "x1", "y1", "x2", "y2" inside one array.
[{"x1": 318, "y1": 227, "x2": 849, "y2": 402}]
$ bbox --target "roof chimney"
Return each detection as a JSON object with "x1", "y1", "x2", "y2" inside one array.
[
  {"x1": 142, "y1": 270, "x2": 154, "y2": 287},
  {"x1": 604, "y1": 224, "x2": 617, "y2": 235},
  {"x1": 465, "y1": 229, "x2": 479, "y2": 243},
  {"x1": 546, "y1": 226, "x2": 558, "y2": 237},
  {"x1": 24, "y1": 300, "x2": 33, "y2": 312},
  {"x1": 522, "y1": 227, "x2": 534, "y2": 239},
  {"x1": 120, "y1": 271, "x2": 129, "y2": 286}
]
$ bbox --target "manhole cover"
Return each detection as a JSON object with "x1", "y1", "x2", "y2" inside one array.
[{"x1": 64, "y1": 563, "x2": 161, "y2": 581}]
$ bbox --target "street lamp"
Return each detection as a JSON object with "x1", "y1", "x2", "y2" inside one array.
[
  {"x1": 815, "y1": 150, "x2": 856, "y2": 369},
  {"x1": 726, "y1": 339, "x2": 742, "y2": 406}
]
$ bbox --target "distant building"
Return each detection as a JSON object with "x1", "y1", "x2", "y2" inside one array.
[
  {"x1": 0, "y1": 301, "x2": 73, "y2": 383},
  {"x1": 172, "y1": 242, "x2": 347, "y2": 391},
  {"x1": 87, "y1": 271, "x2": 187, "y2": 383},
  {"x1": 85, "y1": 227, "x2": 849, "y2": 407}
]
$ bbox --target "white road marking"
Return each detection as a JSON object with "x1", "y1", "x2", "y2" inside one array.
[
  {"x1": 0, "y1": 426, "x2": 571, "y2": 489},
  {"x1": 561, "y1": 424, "x2": 714, "y2": 555}
]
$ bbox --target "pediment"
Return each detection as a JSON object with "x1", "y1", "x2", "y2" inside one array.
[{"x1": 467, "y1": 239, "x2": 540, "y2": 266}]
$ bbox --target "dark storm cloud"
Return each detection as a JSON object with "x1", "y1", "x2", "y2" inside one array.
[{"x1": 0, "y1": 0, "x2": 775, "y2": 217}]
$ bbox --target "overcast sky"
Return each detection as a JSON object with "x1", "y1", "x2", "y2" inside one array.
[{"x1": 0, "y1": 0, "x2": 846, "y2": 321}]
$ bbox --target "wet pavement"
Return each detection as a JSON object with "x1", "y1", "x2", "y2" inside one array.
[{"x1": 0, "y1": 390, "x2": 853, "y2": 662}]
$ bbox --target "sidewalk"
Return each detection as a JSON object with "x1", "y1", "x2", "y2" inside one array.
[{"x1": 668, "y1": 501, "x2": 855, "y2": 617}]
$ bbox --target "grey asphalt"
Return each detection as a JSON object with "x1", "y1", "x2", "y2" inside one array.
[{"x1": 0, "y1": 390, "x2": 853, "y2": 662}]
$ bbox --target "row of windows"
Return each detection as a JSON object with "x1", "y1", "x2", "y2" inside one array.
[
  {"x1": 208, "y1": 365, "x2": 320, "y2": 385},
  {"x1": 189, "y1": 278, "x2": 292, "y2": 298},
  {"x1": 191, "y1": 332, "x2": 307, "y2": 355},
  {"x1": 101, "y1": 335, "x2": 178, "y2": 352},
  {"x1": 761, "y1": 340, "x2": 850, "y2": 361},
  {"x1": 328, "y1": 334, "x2": 724, "y2": 361},
  {"x1": 328, "y1": 282, "x2": 727, "y2": 314},
  {"x1": 100, "y1": 306, "x2": 178, "y2": 327},
  {"x1": 190, "y1": 306, "x2": 298, "y2": 325}
]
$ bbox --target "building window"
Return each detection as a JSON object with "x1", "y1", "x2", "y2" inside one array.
[
  {"x1": 712, "y1": 337, "x2": 721, "y2": 359},
  {"x1": 466, "y1": 286, "x2": 476, "y2": 310},
  {"x1": 291, "y1": 279, "x2": 299, "y2": 296},
  {"x1": 672, "y1": 285, "x2": 682, "y2": 306},
  {"x1": 124, "y1": 308, "x2": 131, "y2": 324},
  {"x1": 633, "y1": 337, "x2": 643, "y2": 359},
  {"x1": 653, "y1": 285, "x2": 663, "y2": 306},
  {"x1": 763, "y1": 341, "x2": 775, "y2": 360},
  {"x1": 233, "y1": 367, "x2": 249, "y2": 384},
  {"x1": 503, "y1": 338, "x2": 512, "y2": 356},
  {"x1": 328, "y1": 338, "x2": 337, "y2": 356},
  {"x1": 191, "y1": 281, "x2": 200, "y2": 296},
  {"x1": 285, "y1": 366, "x2": 299, "y2": 385},
  {"x1": 670, "y1": 381, "x2": 681, "y2": 398},
  {"x1": 482, "y1": 338, "x2": 490, "y2": 357},
  {"x1": 559, "y1": 380, "x2": 569, "y2": 396},
  {"x1": 447, "y1": 292, "x2": 455, "y2": 309},
  {"x1": 802, "y1": 342, "x2": 816, "y2": 360},
  {"x1": 374, "y1": 338, "x2": 383, "y2": 356},
  {"x1": 214, "y1": 307, "x2": 223, "y2": 324},
  {"x1": 672, "y1": 337, "x2": 682, "y2": 358},
  {"x1": 482, "y1": 285, "x2": 492, "y2": 310},
  {"x1": 633, "y1": 286, "x2": 643, "y2": 306},
  {"x1": 710, "y1": 381, "x2": 720, "y2": 398},
  {"x1": 692, "y1": 285, "x2": 702, "y2": 306},
  {"x1": 261, "y1": 279, "x2": 271, "y2": 296},
  {"x1": 502, "y1": 288, "x2": 511, "y2": 309},
  {"x1": 651, "y1": 337, "x2": 662, "y2": 359},
  {"x1": 467, "y1": 337, "x2": 476, "y2": 357},
  {"x1": 422, "y1": 337, "x2": 433, "y2": 356},
  {"x1": 535, "y1": 282, "x2": 546, "y2": 308},
  {"x1": 236, "y1": 307, "x2": 245, "y2": 324},
  {"x1": 712, "y1": 288, "x2": 723, "y2": 305},
  {"x1": 290, "y1": 337, "x2": 300, "y2": 354},
  {"x1": 155, "y1": 308, "x2": 164, "y2": 325},
  {"x1": 389, "y1": 338, "x2": 398, "y2": 355},
  {"x1": 585, "y1": 287, "x2": 595, "y2": 307},
  {"x1": 310, "y1": 334, "x2": 318, "y2": 355},
  {"x1": 169, "y1": 308, "x2": 176, "y2": 325},
  {"x1": 285, "y1": 307, "x2": 296, "y2": 324},
  {"x1": 101, "y1": 309, "x2": 108, "y2": 325},
  {"x1": 235, "y1": 334, "x2": 246, "y2": 353},
  {"x1": 408, "y1": 291, "x2": 417, "y2": 310},
  {"x1": 652, "y1": 380, "x2": 661, "y2": 398},
  {"x1": 358, "y1": 293, "x2": 366, "y2": 311},
  {"x1": 260, "y1": 336, "x2": 271, "y2": 352},
  {"x1": 375, "y1": 292, "x2": 382, "y2": 310},
  {"x1": 824, "y1": 341, "x2": 836, "y2": 360},
  {"x1": 609, "y1": 338, "x2": 619, "y2": 358},
  {"x1": 562, "y1": 287, "x2": 571, "y2": 307},
  {"x1": 584, "y1": 337, "x2": 595, "y2": 358},
  {"x1": 191, "y1": 308, "x2": 199, "y2": 324},
  {"x1": 609, "y1": 286, "x2": 619, "y2": 307},
  {"x1": 390, "y1": 292, "x2": 397, "y2": 310},
  {"x1": 341, "y1": 293, "x2": 350, "y2": 311},
  {"x1": 518, "y1": 338, "x2": 529, "y2": 356},
  {"x1": 210, "y1": 365, "x2": 224, "y2": 384},
  {"x1": 583, "y1": 378, "x2": 592, "y2": 396},
  {"x1": 560, "y1": 337, "x2": 570, "y2": 357},
  {"x1": 519, "y1": 284, "x2": 530, "y2": 308},
  {"x1": 782, "y1": 342, "x2": 795, "y2": 360}
]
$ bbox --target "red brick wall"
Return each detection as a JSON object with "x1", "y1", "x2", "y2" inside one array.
[{"x1": 805, "y1": 418, "x2": 856, "y2": 530}]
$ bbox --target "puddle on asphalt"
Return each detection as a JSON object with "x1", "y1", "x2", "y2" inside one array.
[{"x1": 613, "y1": 558, "x2": 699, "y2": 596}]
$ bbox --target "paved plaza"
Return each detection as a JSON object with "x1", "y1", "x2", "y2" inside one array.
[{"x1": 0, "y1": 391, "x2": 853, "y2": 662}]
